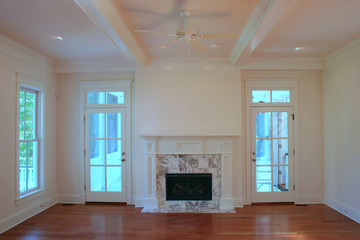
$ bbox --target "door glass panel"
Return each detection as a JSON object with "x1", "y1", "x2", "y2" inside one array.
[
  {"x1": 107, "y1": 167, "x2": 122, "y2": 192},
  {"x1": 252, "y1": 91, "x2": 270, "y2": 103},
  {"x1": 90, "y1": 140, "x2": 105, "y2": 165},
  {"x1": 90, "y1": 166, "x2": 105, "y2": 191},
  {"x1": 256, "y1": 112, "x2": 271, "y2": 138},
  {"x1": 256, "y1": 139, "x2": 271, "y2": 165},
  {"x1": 272, "y1": 112, "x2": 288, "y2": 138},
  {"x1": 106, "y1": 113, "x2": 121, "y2": 138},
  {"x1": 25, "y1": 92, "x2": 36, "y2": 140},
  {"x1": 90, "y1": 113, "x2": 105, "y2": 138},
  {"x1": 107, "y1": 140, "x2": 121, "y2": 165},
  {"x1": 256, "y1": 166, "x2": 272, "y2": 192},
  {"x1": 106, "y1": 92, "x2": 124, "y2": 104},
  {"x1": 272, "y1": 91, "x2": 290, "y2": 103},
  {"x1": 273, "y1": 139, "x2": 288, "y2": 165},
  {"x1": 273, "y1": 166, "x2": 288, "y2": 192}
]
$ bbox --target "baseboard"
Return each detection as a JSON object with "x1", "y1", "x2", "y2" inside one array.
[
  {"x1": 233, "y1": 197, "x2": 244, "y2": 208},
  {"x1": 324, "y1": 196, "x2": 360, "y2": 224},
  {"x1": 297, "y1": 194, "x2": 324, "y2": 204},
  {"x1": 134, "y1": 197, "x2": 144, "y2": 207},
  {"x1": 0, "y1": 195, "x2": 57, "y2": 234},
  {"x1": 57, "y1": 194, "x2": 82, "y2": 204}
]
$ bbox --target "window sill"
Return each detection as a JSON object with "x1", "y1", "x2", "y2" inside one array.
[{"x1": 16, "y1": 188, "x2": 46, "y2": 206}]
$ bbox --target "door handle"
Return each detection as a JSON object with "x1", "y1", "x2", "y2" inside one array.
[
  {"x1": 122, "y1": 152, "x2": 126, "y2": 156},
  {"x1": 122, "y1": 158, "x2": 126, "y2": 162}
]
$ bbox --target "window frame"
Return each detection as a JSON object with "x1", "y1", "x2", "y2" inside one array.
[{"x1": 16, "y1": 73, "x2": 46, "y2": 203}]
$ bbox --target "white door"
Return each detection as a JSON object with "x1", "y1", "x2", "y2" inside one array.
[
  {"x1": 85, "y1": 108, "x2": 127, "y2": 202},
  {"x1": 251, "y1": 107, "x2": 294, "y2": 203}
]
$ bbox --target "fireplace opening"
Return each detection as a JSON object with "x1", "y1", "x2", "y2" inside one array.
[{"x1": 166, "y1": 173, "x2": 212, "y2": 201}]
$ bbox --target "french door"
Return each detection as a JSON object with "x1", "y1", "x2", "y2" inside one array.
[
  {"x1": 85, "y1": 108, "x2": 127, "y2": 202},
  {"x1": 251, "y1": 107, "x2": 294, "y2": 203}
]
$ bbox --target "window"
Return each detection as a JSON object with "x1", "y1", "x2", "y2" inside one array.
[
  {"x1": 87, "y1": 91, "x2": 124, "y2": 104},
  {"x1": 252, "y1": 90, "x2": 290, "y2": 103},
  {"x1": 17, "y1": 86, "x2": 42, "y2": 197}
]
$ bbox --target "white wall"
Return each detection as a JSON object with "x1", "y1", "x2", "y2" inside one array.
[
  {"x1": 0, "y1": 36, "x2": 57, "y2": 232},
  {"x1": 134, "y1": 69, "x2": 243, "y2": 206},
  {"x1": 242, "y1": 70, "x2": 324, "y2": 204},
  {"x1": 323, "y1": 46, "x2": 360, "y2": 223},
  {"x1": 56, "y1": 72, "x2": 135, "y2": 203}
]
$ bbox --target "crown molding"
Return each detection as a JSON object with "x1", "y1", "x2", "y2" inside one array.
[
  {"x1": 230, "y1": 0, "x2": 293, "y2": 66},
  {"x1": 0, "y1": 35, "x2": 54, "y2": 72},
  {"x1": 324, "y1": 38, "x2": 360, "y2": 69},
  {"x1": 242, "y1": 57, "x2": 324, "y2": 70},
  {"x1": 54, "y1": 60, "x2": 135, "y2": 73}
]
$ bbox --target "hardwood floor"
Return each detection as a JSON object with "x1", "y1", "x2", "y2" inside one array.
[{"x1": 1, "y1": 204, "x2": 360, "y2": 239}]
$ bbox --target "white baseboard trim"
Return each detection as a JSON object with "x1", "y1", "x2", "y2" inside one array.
[
  {"x1": 324, "y1": 196, "x2": 360, "y2": 224},
  {"x1": 233, "y1": 197, "x2": 244, "y2": 208},
  {"x1": 297, "y1": 194, "x2": 324, "y2": 204},
  {"x1": 0, "y1": 195, "x2": 57, "y2": 234},
  {"x1": 134, "y1": 197, "x2": 144, "y2": 207},
  {"x1": 57, "y1": 194, "x2": 82, "y2": 204}
]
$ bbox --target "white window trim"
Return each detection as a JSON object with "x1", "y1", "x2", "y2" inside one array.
[
  {"x1": 245, "y1": 79, "x2": 299, "y2": 204},
  {"x1": 15, "y1": 73, "x2": 46, "y2": 204},
  {"x1": 79, "y1": 80, "x2": 133, "y2": 204}
]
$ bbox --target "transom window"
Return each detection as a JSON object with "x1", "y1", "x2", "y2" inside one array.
[
  {"x1": 252, "y1": 90, "x2": 290, "y2": 103},
  {"x1": 87, "y1": 91, "x2": 124, "y2": 104},
  {"x1": 18, "y1": 87, "x2": 41, "y2": 196}
]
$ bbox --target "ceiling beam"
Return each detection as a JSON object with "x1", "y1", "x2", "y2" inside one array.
[
  {"x1": 74, "y1": 0, "x2": 150, "y2": 68},
  {"x1": 230, "y1": 0, "x2": 292, "y2": 66}
]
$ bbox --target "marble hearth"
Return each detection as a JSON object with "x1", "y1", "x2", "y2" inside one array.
[{"x1": 141, "y1": 135, "x2": 235, "y2": 213}]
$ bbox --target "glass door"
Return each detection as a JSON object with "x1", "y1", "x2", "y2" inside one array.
[
  {"x1": 85, "y1": 108, "x2": 126, "y2": 202},
  {"x1": 251, "y1": 107, "x2": 294, "y2": 203}
]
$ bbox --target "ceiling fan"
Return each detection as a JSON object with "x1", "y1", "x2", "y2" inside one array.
[{"x1": 134, "y1": 10, "x2": 239, "y2": 52}]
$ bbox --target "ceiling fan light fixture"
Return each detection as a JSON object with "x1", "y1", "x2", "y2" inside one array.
[{"x1": 295, "y1": 47, "x2": 304, "y2": 51}]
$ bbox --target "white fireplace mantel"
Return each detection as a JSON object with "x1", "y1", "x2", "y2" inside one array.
[{"x1": 141, "y1": 134, "x2": 235, "y2": 212}]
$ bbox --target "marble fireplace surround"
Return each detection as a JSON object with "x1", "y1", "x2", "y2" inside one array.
[{"x1": 141, "y1": 134, "x2": 235, "y2": 213}]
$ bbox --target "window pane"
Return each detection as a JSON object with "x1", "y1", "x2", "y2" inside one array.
[
  {"x1": 87, "y1": 92, "x2": 105, "y2": 104},
  {"x1": 256, "y1": 112, "x2": 271, "y2": 138},
  {"x1": 28, "y1": 141, "x2": 38, "y2": 190},
  {"x1": 107, "y1": 167, "x2": 122, "y2": 192},
  {"x1": 107, "y1": 140, "x2": 121, "y2": 165},
  {"x1": 272, "y1": 90, "x2": 290, "y2": 102},
  {"x1": 90, "y1": 113, "x2": 105, "y2": 138},
  {"x1": 272, "y1": 112, "x2": 288, "y2": 138},
  {"x1": 106, "y1": 113, "x2": 121, "y2": 138},
  {"x1": 256, "y1": 139, "x2": 271, "y2": 165},
  {"x1": 273, "y1": 166, "x2": 288, "y2": 192},
  {"x1": 19, "y1": 91, "x2": 25, "y2": 140},
  {"x1": 90, "y1": 166, "x2": 105, "y2": 191},
  {"x1": 252, "y1": 91, "x2": 270, "y2": 103},
  {"x1": 25, "y1": 92, "x2": 36, "y2": 140},
  {"x1": 19, "y1": 142, "x2": 27, "y2": 193},
  {"x1": 273, "y1": 139, "x2": 288, "y2": 165},
  {"x1": 106, "y1": 92, "x2": 124, "y2": 104},
  {"x1": 256, "y1": 166, "x2": 272, "y2": 192},
  {"x1": 90, "y1": 140, "x2": 105, "y2": 165}
]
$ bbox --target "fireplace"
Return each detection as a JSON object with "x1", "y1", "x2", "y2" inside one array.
[{"x1": 166, "y1": 173, "x2": 212, "y2": 201}]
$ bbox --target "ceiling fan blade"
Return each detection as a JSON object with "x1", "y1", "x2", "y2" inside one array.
[
  {"x1": 135, "y1": 29, "x2": 170, "y2": 35},
  {"x1": 150, "y1": 39, "x2": 178, "y2": 50},
  {"x1": 201, "y1": 32, "x2": 239, "y2": 39},
  {"x1": 189, "y1": 40, "x2": 207, "y2": 52}
]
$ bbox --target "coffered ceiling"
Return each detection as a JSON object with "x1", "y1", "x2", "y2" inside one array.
[{"x1": 0, "y1": 0, "x2": 359, "y2": 71}]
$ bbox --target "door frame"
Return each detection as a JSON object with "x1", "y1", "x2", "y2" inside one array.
[
  {"x1": 79, "y1": 80, "x2": 132, "y2": 204},
  {"x1": 245, "y1": 79, "x2": 299, "y2": 204}
]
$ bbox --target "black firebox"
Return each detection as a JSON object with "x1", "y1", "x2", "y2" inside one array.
[{"x1": 166, "y1": 173, "x2": 212, "y2": 201}]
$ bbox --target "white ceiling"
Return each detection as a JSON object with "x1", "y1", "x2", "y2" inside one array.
[{"x1": 0, "y1": 0, "x2": 359, "y2": 69}]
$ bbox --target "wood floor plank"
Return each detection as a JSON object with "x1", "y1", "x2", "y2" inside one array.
[{"x1": 1, "y1": 204, "x2": 360, "y2": 239}]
